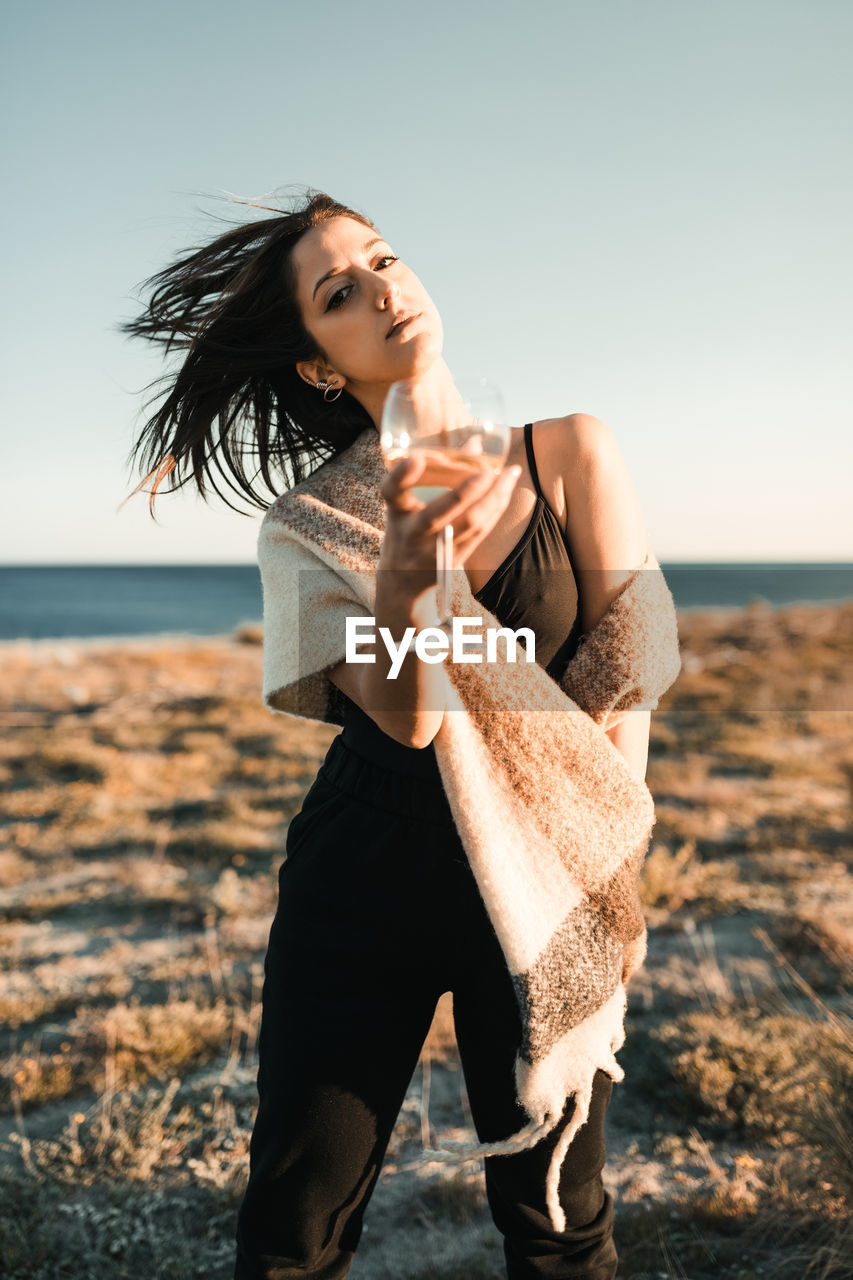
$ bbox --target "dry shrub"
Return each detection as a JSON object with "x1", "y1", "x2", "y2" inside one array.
[
  {"x1": 6, "y1": 1079, "x2": 190, "y2": 1186},
  {"x1": 795, "y1": 1021, "x2": 853, "y2": 1205},
  {"x1": 651, "y1": 1007, "x2": 850, "y2": 1157},
  {"x1": 3, "y1": 1051, "x2": 76, "y2": 1111},
  {"x1": 617, "y1": 1188, "x2": 853, "y2": 1280},
  {"x1": 1, "y1": 999, "x2": 236, "y2": 1112},
  {"x1": 640, "y1": 840, "x2": 702, "y2": 913},
  {"x1": 0, "y1": 987, "x2": 95, "y2": 1035},
  {"x1": 6, "y1": 1072, "x2": 254, "y2": 1192},
  {"x1": 761, "y1": 1214, "x2": 853, "y2": 1280},
  {"x1": 3, "y1": 741, "x2": 109, "y2": 788},
  {"x1": 77, "y1": 1000, "x2": 234, "y2": 1091},
  {"x1": 775, "y1": 913, "x2": 852, "y2": 991},
  {"x1": 639, "y1": 840, "x2": 739, "y2": 921}
]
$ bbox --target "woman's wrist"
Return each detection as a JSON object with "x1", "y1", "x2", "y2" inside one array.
[
  {"x1": 374, "y1": 569, "x2": 439, "y2": 634},
  {"x1": 375, "y1": 528, "x2": 439, "y2": 627}
]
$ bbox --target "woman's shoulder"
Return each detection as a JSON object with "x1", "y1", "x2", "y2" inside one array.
[
  {"x1": 524, "y1": 413, "x2": 616, "y2": 535},
  {"x1": 529, "y1": 414, "x2": 657, "y2": 625},
  {"x1": 531, "y1": 412, "x2": 618, "y2": 466}
]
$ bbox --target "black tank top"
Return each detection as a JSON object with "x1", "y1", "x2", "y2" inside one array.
[{"x1": 340, "y1": 422, "x2": 583, "y2": 777}]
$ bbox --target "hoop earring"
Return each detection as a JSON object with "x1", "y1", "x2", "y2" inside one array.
[{"x1": 316, "y1": 380, "x2": 343, "y2": 403}]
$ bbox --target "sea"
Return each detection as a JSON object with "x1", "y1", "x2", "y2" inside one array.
[{"x1": 0, "y1": 563, "x2": 851, "y2": 642}]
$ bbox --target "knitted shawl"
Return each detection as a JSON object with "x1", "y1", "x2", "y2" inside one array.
[{"x1": 258, "y1": 426, "x2": 681, "y2": 1232}]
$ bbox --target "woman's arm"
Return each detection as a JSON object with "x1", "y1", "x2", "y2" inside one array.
[
  {"x1": 601, "y1": 711, "x2": 651, "y2": 784},
  {"x1": 325, "y1": 576, "x2": 449, "y2": 750},
  {"x1": 327, "y1": 455, "x2": 522, "y2": 749},
  {"x1": 538, "y1": 413, "x2": 657, "y2": 783}
]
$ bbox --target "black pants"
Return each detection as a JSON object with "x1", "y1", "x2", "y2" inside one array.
[{"x1": 234, "y1": 725, "x2": 617, "y2": 1280}]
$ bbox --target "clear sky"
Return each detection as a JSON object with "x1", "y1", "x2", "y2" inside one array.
[{"x1": 2, "y1": 0, "x2": 850, "y2": 563}]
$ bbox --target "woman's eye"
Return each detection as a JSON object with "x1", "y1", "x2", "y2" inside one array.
[
  {"x1": 324, "y1": 257, "x2": 397, "y2": 311},
  {"x1": 326, "y1": 284, "x2": 353, "y2": 312}
]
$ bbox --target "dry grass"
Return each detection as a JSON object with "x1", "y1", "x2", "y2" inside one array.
[{"x1": 1, "y1": 602, "x2": 851, "y2": 1279}]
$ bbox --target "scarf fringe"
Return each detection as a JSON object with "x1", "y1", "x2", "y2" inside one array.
[
  {"x1": 403, "y1": 988, "x2": 628, "y2": 1232},
  {"x1": 413, "y1": 1113, "x2": 558, "y2": 1166},
  {"x1": 545, "y1": 1076, "x2": 594, "y2": 1234},
  {"x1": 402, "y1": 1089, "x2": 592, "y2": 1235}
]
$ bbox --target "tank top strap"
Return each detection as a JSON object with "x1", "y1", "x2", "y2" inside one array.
[
  {"x1": 523, "y1": 420, "x2": 575, "y2": 562},
  {"x1": 523, "y1": 422, "x2": 546, "y2": 502}
]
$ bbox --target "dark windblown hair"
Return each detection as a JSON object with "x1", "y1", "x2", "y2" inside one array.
[{"x1": 120, "y1": 190, "x2": 377, "y2": 516}]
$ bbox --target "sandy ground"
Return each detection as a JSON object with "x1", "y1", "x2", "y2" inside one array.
[{"x1": 0, "y1": 601, "x2": 851, "y2": 1279}]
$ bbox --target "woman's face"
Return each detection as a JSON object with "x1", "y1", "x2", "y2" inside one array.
[{"x1": 291, "y1": 216, "x2": 443, "y2": 403}]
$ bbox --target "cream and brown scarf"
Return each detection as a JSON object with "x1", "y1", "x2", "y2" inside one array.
[{"x1": 257, "y1": 426, "x2": 681, "y2": 1231}]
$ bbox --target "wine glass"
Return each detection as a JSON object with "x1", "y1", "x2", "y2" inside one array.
[{"x1": 380, "y1": 373, "x2": 511, "y2": 626}]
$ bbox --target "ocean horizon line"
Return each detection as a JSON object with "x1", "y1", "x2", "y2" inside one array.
[
  {"x1": 2, "y1": 558, "x2": 852, "y2": 569},
  {"x1": 2, "y1": 593, "x2": 852, "y2": 654},
  {"x1": 2, "y1": 563, "x2": 851, "y2": 643}
]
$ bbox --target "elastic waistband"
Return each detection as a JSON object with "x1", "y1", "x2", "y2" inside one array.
[{"x1": 322, "y1": 732, "x2": 457, "y2": 827}]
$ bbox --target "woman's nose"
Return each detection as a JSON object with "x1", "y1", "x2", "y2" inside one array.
[{"x1": 375, "y1": 272, "x2": 400, "y2": 309}]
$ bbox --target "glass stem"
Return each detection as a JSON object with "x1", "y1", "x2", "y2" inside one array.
[{"x1": 435, "y1": 522, "x2": 453, "y2": 627}]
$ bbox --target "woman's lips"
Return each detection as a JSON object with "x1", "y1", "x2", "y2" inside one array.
[{"x1": 386, "y1": 313, "x2": 419, "y2": 339}]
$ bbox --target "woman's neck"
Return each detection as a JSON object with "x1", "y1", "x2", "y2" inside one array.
[{"x1": 349, "y1": 359, "x2": 466, "y2": 431}]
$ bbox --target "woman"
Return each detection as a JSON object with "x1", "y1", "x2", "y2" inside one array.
[{"x1": 125, "y1": 190, "x2": 659, "y2": 1280}]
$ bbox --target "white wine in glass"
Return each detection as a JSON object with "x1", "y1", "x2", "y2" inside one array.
[{"x1": 380, "y1": 375, "x2": 511, "y2": 625}]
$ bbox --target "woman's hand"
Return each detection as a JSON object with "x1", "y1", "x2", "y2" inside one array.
[
  {"x1": 378, "y1": 455, "x2": 522, "y2": 595},
  {"x1": 325, "y1": 454, "x2": 521, "y2": 750}
]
